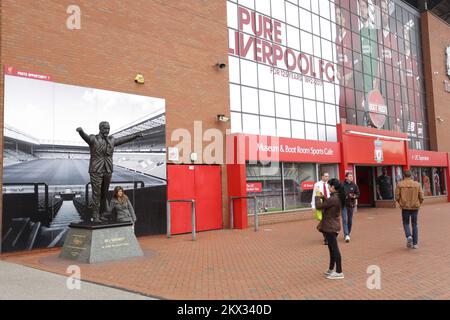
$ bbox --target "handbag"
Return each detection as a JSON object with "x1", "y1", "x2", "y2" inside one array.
[
  {"x1": 314, "y1": 209, "x2": 323, "y2": 221},
  {"x1": 314, "y1": 189, "x2": 323, "y2": 221}
]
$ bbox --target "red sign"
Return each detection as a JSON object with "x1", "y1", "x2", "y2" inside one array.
[
  {"x1": 338, "y1": 124, "x2": 408, "y2": 166},
  {"x1": 409, "y1": 150, "x2": 448, "y2": 167},
  {"x1": 246, "y1": 182, "x2": 262, "y2": 193},
  {"x1": 367, "y1": 90, "x2": 388, "y2": 129},
  {"x1": 301, "y1": 181, "x2": 315, "y2": 190},
  {"x1": 4, "y1": 65, "x2": 52, "y2": 82},
  {"x1": 229, "y1": 134, "x2": 341, "y2": 164}
]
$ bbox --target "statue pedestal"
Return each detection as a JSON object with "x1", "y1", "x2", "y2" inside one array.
[{"x1": 59, "y1": 222, "x2": 143, "y2": 264}]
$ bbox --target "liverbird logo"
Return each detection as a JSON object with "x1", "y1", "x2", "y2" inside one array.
[{"x1": 374, "y1": 139, "x2": 384, "y2": 164}]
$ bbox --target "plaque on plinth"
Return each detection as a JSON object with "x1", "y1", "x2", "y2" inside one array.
[{"x1": 59, "y1": 221, "x2": 143, "y2": 264}]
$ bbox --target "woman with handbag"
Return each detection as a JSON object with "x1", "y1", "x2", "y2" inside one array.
[{"x1": 315, "y1": 178, "x2": 346, "y2": 280}]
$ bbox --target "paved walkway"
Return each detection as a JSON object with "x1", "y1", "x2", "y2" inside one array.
[
  {"x1": 2, "y1": 203, "x2": 450, "y2": 300},
  {"x1": 0, "y1": 261, "x2": 153, "y2": 300}
]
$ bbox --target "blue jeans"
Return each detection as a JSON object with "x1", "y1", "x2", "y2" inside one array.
[
  {"x1": 402, "y1": 210, "x2": 418, "y2": 245},
  {"x1": 342, "y1": 206, "x2": 355, "y2": 236}
]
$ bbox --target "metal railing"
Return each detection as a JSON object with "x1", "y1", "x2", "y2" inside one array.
[
  {"x1": 166, "y1": 199, "x2": 196, "y2": 241},
  {"x1": 84, "y1": 180, "x2": 145, "y2": 206},
  {"x1": 229, "y1": 196, "x2": 259, "y2": 232},
  {"x1": 3, "y1": 182, "x2": 49, "y2": 213}
]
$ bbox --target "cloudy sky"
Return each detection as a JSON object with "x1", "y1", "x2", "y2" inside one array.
[{"x1": 4, "y1": 75, "x2": 165, "y2": 144}]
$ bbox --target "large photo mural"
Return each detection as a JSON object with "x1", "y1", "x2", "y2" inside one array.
[{"x1": 2, "y1": 68, "x2": 167, "y2": 253}]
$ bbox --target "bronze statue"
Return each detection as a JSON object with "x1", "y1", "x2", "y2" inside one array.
[{"x1": 77, "y1": 122, "x2": 143, "y2": 223}]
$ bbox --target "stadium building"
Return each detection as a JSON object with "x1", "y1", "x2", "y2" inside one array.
[{"x1": 0, "y1": 0, "x2": 449, "y2": 252}]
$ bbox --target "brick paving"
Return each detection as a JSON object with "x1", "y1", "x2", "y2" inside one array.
[{"x1": 2, "y1": 203, "x2": 450, "y2": 300}]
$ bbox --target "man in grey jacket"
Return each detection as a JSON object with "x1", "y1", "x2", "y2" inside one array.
[{"x1": 77, "y1": 121, "x2": 143, "y2": 223}]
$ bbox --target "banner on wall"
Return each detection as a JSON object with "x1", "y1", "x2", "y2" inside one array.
[{"x1": 1, "y1": 69, "x2": 167, "y2": 253}]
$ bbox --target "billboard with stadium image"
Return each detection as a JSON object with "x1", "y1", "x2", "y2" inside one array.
[{"x1": 1, "y1": 69, "x2": 167, "y2": 253}]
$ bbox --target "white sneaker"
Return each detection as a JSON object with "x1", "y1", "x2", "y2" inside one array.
[
  {"x1": 412, "y1": 244, "x2": 419, "y2": 249},
  {"x1": 406, "y1": 236, "x2": 413, "y2": 248},
  {"x1": 324, "y1": 269, "x2": 334, "y2": 276},
  {"x1": 345, "y1": 235, "x2": 350, "y2": 243},
  {"x1": 326, "y1": 271, "x2": 345, "y2": 280}
]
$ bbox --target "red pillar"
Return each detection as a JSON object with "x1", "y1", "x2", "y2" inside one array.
[
  {"x1": 226, "y1": 135, "x2": 248, "y2": 229},
  {"x1": 447, "y1": 153, "x2": 450, "y2": 203},
  {"x1": 337, "y1": 123, "x2": 347, "y2": 181}
]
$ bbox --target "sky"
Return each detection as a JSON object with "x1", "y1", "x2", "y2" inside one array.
[{"x1": 4, "y1": 75, "x2": 165, "y2": 144}]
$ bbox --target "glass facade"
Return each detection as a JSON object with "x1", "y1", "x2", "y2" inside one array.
[
  {"x1": 246, "y1": 162, "x2": 339, "y2": 214},
  {"x1": 227, "y1": 0, "x2": 428, "y2": 150}
]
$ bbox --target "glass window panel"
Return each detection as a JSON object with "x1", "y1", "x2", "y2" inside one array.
[
  {"x1": 290, "y1": 96, "x2": 304, "y2": 120},
  {"x1": 304, "y1": 99, "x2": 317, "y2": 122},
  {"x1": 274, "y1": 70, "x2": 289, "y2": 93},
  {"x1": 298, "y1": 0, "x2": 311, "y2": 11},
  {"x1": 325, "y1": 103, "x2": 337, "y2": 125},
  {"x1": 433, "y1": 168, "x2": 447, "y2": 196},
  {"x1": 287, "y1": 25, "x2": 300, "y2": 50},
  {"x1": 305, "y1": 122, "x2": 318, "y2": 140},
  {"x1": 277, "y1": 118, "x2": 291, "y2": 137},
  {"x1": 318, "y1": 124, "x2": 326, "y2": 141},
  {"x1": 326, "y1": 125, "x2": 337, "y2": 142},
  {"x1": 230, "y1": 84, "x2": 241, "y2": 111},
  {"x1": 260, "y1": 116, "x2": 277, "y2": 137},
  {"x1": 238, "y1": 0, "x2": 254, "y2": 9},
  {"x1": 241, "y1": 86, "x2": 259, "y2": 114},
  {"x1": 286, "y1": 2, "x2": 299, "y2": 27},
  {"x1": 256, "y1": 0, "x2": 271, "y2": 16},
  {"x1": 246, "y1": 162, "x2": 283, "y2": 213},
  {"x1": 230, "y1": 111, "x2": 242, "y2": 133},
  {"x1": 240, "y1": 59, "x2": 258, "y2": 87},
  {"x1": 375, "y1": 166, "x2": 394, "y2": 200},
  {"x1": 259, "y1": 90, "x2": 275, "y2": 116},
  {"x1": 258, "y1": 64, "x2": 274, "y2": 91},
  {"x1": 283, "y1": 163, "x2": 316, "y2": 210},
  {"x1": 312, "y1": 14, "x2": 320, "y2": 36},
  {"x1": 299, "y1": 8, "x2": 312, "y2": 33},
  {"x1": 300, "y1": 30, "x2": 313, "y2": 55},
  {"x1": 271, "y1": 0, "x2": 286, "y2": 22},
  {"x1": 317, "y1": 102, "x2": 325, "y2": 124},
  {"x1": 227, "y1": 2, "x2": 238, "y2": 29},
  {"x1": 275, "y1": 93, "x2": 290, "y2": 118},
  {"x1": 291, "y1": 120, "x2": 305, "y2": 139},
  {"x1": 421, "y1": 168, "x2": 433, "y2": 197},
  {"x1": 242, "y1": 113, "x2": 260, "y2": 134},
  {"x1": 229, "y1": 56, "x2": 241, "y2": 84},
  {"x1": 289, "y1": 75, "x2": 303, "y2": 97},
  {"x1": 320, "y1": 17, "x2": 332, "y2": 41}
]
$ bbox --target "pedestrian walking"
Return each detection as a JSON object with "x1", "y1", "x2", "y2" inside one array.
[
  {"x1": 315, "y1": 178, "x2": 346, "y2": 280},
  {"x1": 312, "y1": 172, "x2": 330, "y2": 245},
  {"x1": 395, "y1": 170, "x2": 424, "y2": 249},
  {"x1": 342, "y1": 172, "x2": 360, "y2": 243}
]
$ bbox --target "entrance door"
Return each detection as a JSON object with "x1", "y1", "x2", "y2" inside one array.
[
  {"x1": 167, "y1": 165, "x2": 223, "y2": 235},
  {"x1": 355, "y1": 166, "x2": 375, "y2": 207}
]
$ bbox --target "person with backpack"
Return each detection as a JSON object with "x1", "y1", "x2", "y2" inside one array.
[
  {"x1": 315, "y1": 178, "x2": 346, "y2": 280},
  {"x1": 342, "y1": 172, "x2": 360, "y2": 243}
]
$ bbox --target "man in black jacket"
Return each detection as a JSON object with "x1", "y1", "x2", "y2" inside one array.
[
  {"x1": 77, "y1": 122, "x2": 143, "y2": 223},
  {"x1": 342, "y1": 172, "x2": 360, "y2": 243}
]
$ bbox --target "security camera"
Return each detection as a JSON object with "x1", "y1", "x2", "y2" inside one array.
[
  {"x1": 216, "y1": 63, "x2": 227, "y2": 70},
  {"x1": 217, "y1": 114, "x2": 230, "y2": 122},
  {"x1": 134, "y1": 74, "x2": 145, "y2": 84}
]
